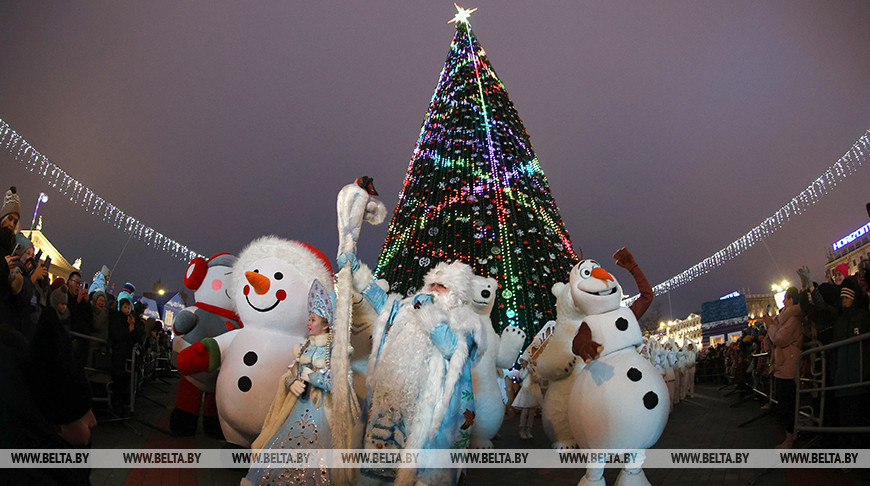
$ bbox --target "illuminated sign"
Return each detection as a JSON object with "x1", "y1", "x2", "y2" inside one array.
[
  {"x1": 720, "y1": 291, "x2": 741, "y2": 300},
  {"x1": 833, "y1": 222, "x2": 870, "y2": 251}
]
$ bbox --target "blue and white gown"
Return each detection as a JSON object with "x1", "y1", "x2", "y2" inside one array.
[{"x1": 244, "y1": 334, "x2": 332, "y2": 486}]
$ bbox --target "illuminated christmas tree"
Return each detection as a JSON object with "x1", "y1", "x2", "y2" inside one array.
[{"x1": 375, "y1": 6, "x2": 579, "y2": 339}]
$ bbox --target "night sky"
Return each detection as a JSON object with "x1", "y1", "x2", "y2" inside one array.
[{"x1": 1, "y1": 1, "x2": 868, "y2": 321}]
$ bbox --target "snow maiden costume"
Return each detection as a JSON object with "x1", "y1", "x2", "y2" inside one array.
[{"x1": 243, "y1": 280, "x2": 335, "y2": 486}]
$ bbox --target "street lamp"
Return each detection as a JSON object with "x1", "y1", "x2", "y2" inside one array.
[{"x1": 29, "y1": 192, "x2": 48, "y2": 231}]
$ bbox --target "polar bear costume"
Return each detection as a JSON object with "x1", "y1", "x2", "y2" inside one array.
[{"x1": 468, "y1": 276, "x2": 526, "y2": 449}]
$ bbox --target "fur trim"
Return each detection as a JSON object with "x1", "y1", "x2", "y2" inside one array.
[
  {"x1": 413, "y1": 303, "x2": 450, "y2": 332},
  {"x1": 429, "y1": 333, "x2": 469, "y2": 438},
  {"x1": 423, "y1": 261, "x2": 475, "y2": 306},
  {"x1": 233, "y1": 236, "x2": 334, "y2": 293},
  {"x1": 352, "y1": 261, "x2": 374, "y2": 294},
  {"x1": 366, "y1": 293, "x2": 403, "y2": 389}
]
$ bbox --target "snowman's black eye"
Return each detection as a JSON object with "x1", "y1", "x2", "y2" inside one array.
[
  {"x1": 274, "y1": 272, "x2": 283, "y2": 280},
  {"x1": 253, "y1": 269, "x2": 259, "y2": 273}
]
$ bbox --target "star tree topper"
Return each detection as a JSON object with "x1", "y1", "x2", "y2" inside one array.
[{"x1": 449, "y1": 3, "x2": 477, "y2": 24}]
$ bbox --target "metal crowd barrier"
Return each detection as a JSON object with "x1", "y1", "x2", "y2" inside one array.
[{"x1": 794, "y1": 333, "x2": 870, "y2": 434}]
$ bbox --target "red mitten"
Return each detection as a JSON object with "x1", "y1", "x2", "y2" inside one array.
[
  {"x1": 572, "y1": 322, "x2": 603, "y2": 363},
  {"x1": 177, "y1": 338, "x2": 220, "y2": 374}
]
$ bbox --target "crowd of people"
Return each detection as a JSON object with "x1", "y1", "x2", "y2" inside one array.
[
  {"x1": 0, "y1": 186, "x2": 171, "y2": 484},
  {"x1": 696, "y1": 262, "x2": 870, "y2": 450}
]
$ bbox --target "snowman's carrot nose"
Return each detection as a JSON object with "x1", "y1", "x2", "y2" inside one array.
[
  {"x1": 245, "y1": 271, "x2": 271, "y2": 295},
  {"x1": 591, "y1": 267, "x2": 614, "y2": 282}
]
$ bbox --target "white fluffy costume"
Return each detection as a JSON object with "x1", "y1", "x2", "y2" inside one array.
[
  {"x1": 176, "y1": 236, "x2": 333, "y2": 447},
  {"x1": 468, "y1": 276, "x2": 526, "y2": 449},
  {"x1": 567, "y1": 259, "x2": 669, "y2": 486},
  {"x1": 354, "y1": 260, "x2": 485, "y2": 486}
]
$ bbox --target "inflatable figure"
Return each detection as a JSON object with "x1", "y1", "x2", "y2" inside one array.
[
  {"x1": 177, "y1": 236, "x2": 333, "y2": 447},
  {"x1": 568, "y1": 258, "x2": 669, "y2": 486},
  {"x1": 169, "y1": 253, "x2": 240, "y2": 437},
  {"x1": 468, "y1": 275, "x2": 526, "y2": 449}
]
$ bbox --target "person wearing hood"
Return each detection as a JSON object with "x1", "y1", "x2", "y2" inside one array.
[
  {"x1": 89, "y1": 290, "x2": 110, "y2": 341},
  {"x1": 108, "y1": 297, "x2": 141, "y2": 412}
]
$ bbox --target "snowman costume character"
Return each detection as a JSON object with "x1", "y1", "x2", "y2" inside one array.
[
  {"x1": 468, "y1": 276, "x2": 526, "y2": 449},
  {"x1": 568, "y1": 259, "x2": 669, "y2": 486},
  {"x1": 352, "y1": 260, "x2": 484, "y2": 486},
  {"x1": 177, "y1": 237, "x2": 333, "y2": 447},
  {"x1": 537, "y1": 248, "x2": 653, "y2": 450},
  {"x1": 169, "y1": 253, "x2": 241, "y2": 437}
]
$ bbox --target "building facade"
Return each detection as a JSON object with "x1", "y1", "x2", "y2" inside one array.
[{"x1": 825, "y1": 220, "x2": 870, "y2": 281}]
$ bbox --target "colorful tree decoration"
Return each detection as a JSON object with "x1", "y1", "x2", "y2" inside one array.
[{"x1": 375, "y1": 6, "x2": 579, "y2": 339}]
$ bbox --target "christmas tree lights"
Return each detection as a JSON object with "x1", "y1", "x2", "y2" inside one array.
[
  {"x1": 0, "y1": 118, "x2": 203, "y2": 262},
  {"x1": 375, "y1": 8, "x2": 579, "y2": 339}
]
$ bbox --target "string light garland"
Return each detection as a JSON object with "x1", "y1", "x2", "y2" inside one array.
[
  {"x1": 375, "y1": 8, "x2": 579, "y2": 340},
  {"x1": 624, "y1": 129, "x2": 870, "y2": 306},
  {"x1": 0, "y1": 117, "x2": 203, "y2": 262}
]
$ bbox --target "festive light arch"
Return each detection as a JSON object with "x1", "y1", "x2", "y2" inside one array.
[
  {"x1": 0, "y1": 117, "x2": 203, "y2": 262},
  {"x1": 625, "y1": 128, "x2": 870, "y2": 305}
]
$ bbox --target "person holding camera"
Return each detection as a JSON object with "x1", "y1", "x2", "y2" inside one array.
[
  {"x1": 66, "y1": 271, "x2": 93, "y2": 335},
  {"x1": 9, "y1": 233, "x2": 49, "y2": 341}
]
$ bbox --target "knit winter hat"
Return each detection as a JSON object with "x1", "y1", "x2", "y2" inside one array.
[
  {"x1": 834, "y1": 263, "x2": 850, "y2": 279},
  {"x1": 51, "y1": 284, "x2": 69, "y2": 308},
  {"x1": 14, "y1": 232, "x2": 33, "y2": 251},
  {"x1": 121, "y1": 282, "x2": 135, "y2": 294},
  {"x1": 0, "y1": 187, "x2": 20, "y2": 223}
]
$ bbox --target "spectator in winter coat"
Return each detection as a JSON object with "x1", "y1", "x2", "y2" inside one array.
[
  {"x1": 762, "y1": 286, "x2": 803, "y2": 449},
  {"x1": 66, "y1": 271, "x2": 92, "y2": 334},
  {"x1": 10, "y1": 232, "x2": 49, "y2": 342},
  {"x1": 30, "y1": 283, "x2": 96, "y2": 445},
  {"x1": 0, "y1": 187, "x2": 20, "y2": 327},
  {"x1": 89, "y1": 290, "x2": 110, "y2": 341},
  {"x1": 109, "y1": 297, "x2": 141, "y2": 411},
  {"x1": 832, "y1": 276, "x2": 870, "y2": 448}
]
